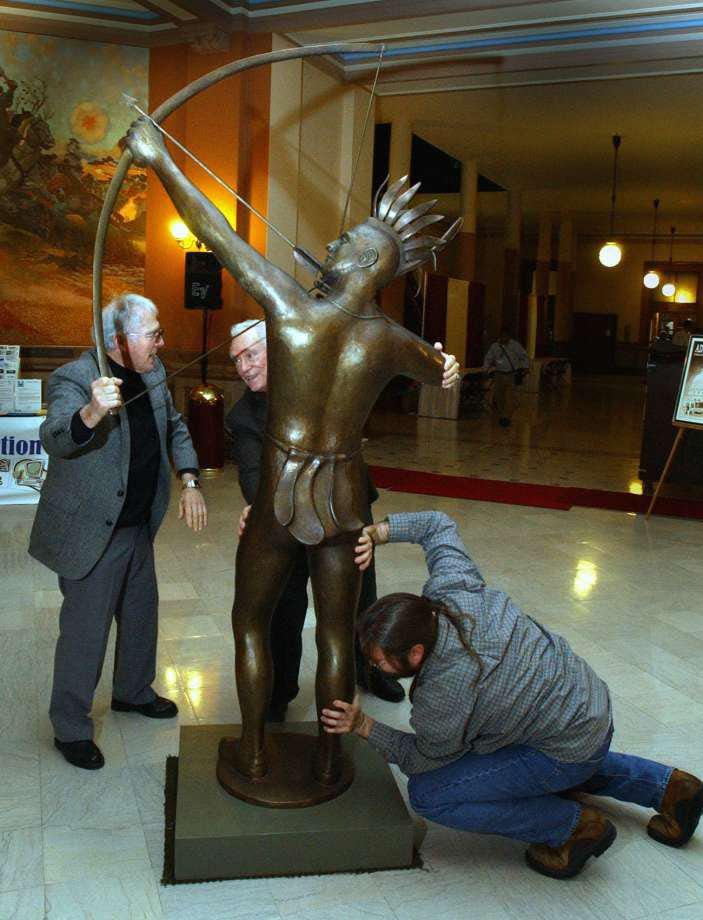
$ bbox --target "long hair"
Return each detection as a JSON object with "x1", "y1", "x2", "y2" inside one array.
[{"x1": 357, "y1": 592, "x2": 482, "y2": 699}]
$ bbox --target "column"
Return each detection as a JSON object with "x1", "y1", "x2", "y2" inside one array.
[
  {"x1": 442, "y1": 158, "x2": 477, "y2": 364},
  {"x1": 556, "y1": 214, "x2": 574, "y2": 345},
  {"x1": 379, "y1": 116, "x2": 413, "y2": 323},
  {"x1": 529, "y1": 212, "x2": 552, "y2": 358},
  {"x1": 266, "y1": 36, "x2": 302, "y2": 278},
  {"x1": 452, "y1": 158, "x2": 477, "y2": 282},
  {"x1": 388, "y1": 115, "x2": 412, "y2": 188},
  {"x1": 501, "y1": 189, "x2": 521, "y2": 336}
]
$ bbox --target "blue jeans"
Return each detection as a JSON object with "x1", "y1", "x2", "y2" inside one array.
[{"x1": 407, "y1": 732, "x2": 673, "y2": 847}]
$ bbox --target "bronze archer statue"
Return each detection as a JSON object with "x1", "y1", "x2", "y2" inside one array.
[{"x1": 126, "y1": 118, "x2": 462, "y2": 803}]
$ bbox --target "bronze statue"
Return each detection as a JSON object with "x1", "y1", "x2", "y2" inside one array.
[{"x1": 126, "y1": 118, "x2": 461, "y2": 804}]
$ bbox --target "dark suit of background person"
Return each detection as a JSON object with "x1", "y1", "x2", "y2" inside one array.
[
  {"x1": 29, "y1": 304, "x2": 206, "y2": 769},
  {"x1": 225, "y1": 364, "x2": 404, "y2": 719}
]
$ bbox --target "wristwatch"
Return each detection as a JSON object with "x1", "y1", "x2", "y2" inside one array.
[{"x1": 182, "y1": 478, "x2": 201, "y2": 490}]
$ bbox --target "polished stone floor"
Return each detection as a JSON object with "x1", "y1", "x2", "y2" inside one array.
[
  {"x1": 366, "y1": 375, "x2": 646, "y2": 493},
  {"x1": 3, "y1": 377, "x2": 703, "y2": 919}
]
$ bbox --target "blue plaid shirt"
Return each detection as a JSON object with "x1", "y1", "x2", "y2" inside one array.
[{"x1": 368, "y1": 512, "x2": 612, "y2": 775}]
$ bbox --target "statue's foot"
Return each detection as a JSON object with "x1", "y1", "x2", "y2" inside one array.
[
  {"x1": 229, "y1": 739, "x2": 268, "y2": 780},
  {"x1": 219, "y1": 732, "x2": 354, "y2": 805},
  {"x1": 313, "y1": 748, "x2": 343, "y2": 787}
]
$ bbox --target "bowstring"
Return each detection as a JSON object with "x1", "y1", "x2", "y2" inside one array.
[{"x1": 338, "y1": 45, "x2": 385, "y2": 235}]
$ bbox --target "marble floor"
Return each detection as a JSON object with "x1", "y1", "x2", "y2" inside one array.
[
  {"x1": 365, "y1": 375, "x2": 647, "y2": 493},
  {"x1": 3, "y1": 377, "x2": 703, "y2": 919}
]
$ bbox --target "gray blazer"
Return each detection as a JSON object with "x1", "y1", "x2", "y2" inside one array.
[{"x1": 29, "y1": 349, "x2": 198, "y2": 579}]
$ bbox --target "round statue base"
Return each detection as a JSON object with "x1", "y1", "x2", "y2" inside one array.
[{"x1": 217, "y1": 733, "x2": 354, "y2": 808}]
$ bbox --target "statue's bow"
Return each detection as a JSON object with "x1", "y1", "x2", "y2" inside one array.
[{"x1": 92, "y1": 41, "x2": 382, "y2": 377}]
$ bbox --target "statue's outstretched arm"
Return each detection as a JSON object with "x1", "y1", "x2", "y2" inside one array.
[
  {"x1": 390, "y1": 322, "x2": 446, "y2": 386},
  {"x1": 126, "y1": 118, "x2": 303, "y2": 314}
]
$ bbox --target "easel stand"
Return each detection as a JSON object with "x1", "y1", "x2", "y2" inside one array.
[{"x1": 645, "y1": 425, "x2": 688, "y2": 519}]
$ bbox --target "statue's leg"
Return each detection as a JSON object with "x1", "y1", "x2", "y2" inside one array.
[
  {"x1": 231, "y1": 502, "x2": 299, "y2": 779},
  {"x1": 307, "y1": 534, "x2": 361, "y2": 785}
]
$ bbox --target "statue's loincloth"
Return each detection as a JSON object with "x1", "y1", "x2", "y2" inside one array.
[{"x1": 267, "y1": 433, "x2": 366, "y2": 546}]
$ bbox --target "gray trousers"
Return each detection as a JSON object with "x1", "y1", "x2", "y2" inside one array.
[
  {"x1": 493, "y1": 371, "x2": 515, "y2": 419},
  {"x1": 50, "y1": 524, "x2": 158, "y2": 741}
]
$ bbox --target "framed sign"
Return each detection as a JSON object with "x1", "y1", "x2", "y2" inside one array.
[{"x1": 673, "y1": 335, "x2": 703, "y2": 428}]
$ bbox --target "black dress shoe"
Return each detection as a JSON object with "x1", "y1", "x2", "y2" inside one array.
[
  {"x1": 54, "y1": 738, "x2": 105, "y2": 770},
  {"x1": 358, "y1": 667, "x2": 405, "y2": 703},
  {"x1": 111, "y1": 695, "x2": 178, "y2": 719},
  {"x1": 265, "y1": 700, "x2": 288, "y2": 723}
]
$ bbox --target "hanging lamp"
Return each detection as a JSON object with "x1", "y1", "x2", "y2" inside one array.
[
  {"x1": 643, "y1": 198, "x2": 661, "y2": 289},
  {"x1": 598, "y1": 134, "x2": 623, "y2": 268},
  {"x1": 661, "y1": 226, "x2": 677, "y2": 298}
]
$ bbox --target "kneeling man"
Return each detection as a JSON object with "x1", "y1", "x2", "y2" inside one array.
[{"x1": 323, "y1": 511, "x2": 703, "y2": 879}]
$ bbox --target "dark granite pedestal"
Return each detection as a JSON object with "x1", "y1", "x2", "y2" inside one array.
[{"x1": 173, "y1": 722, "x2": 415, "y2": 881}]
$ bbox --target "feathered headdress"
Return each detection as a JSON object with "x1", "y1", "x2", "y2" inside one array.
[{"x1": 372, "y1": 175, "x2": 463, "y2": 275}]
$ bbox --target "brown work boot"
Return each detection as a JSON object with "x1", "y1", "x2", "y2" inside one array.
[
  {"x1": 525, "y1": 807, "x2": 616, "y2": 879},
  {"x1": 648, "y1": 769, "x2": 703, "y2": 848}
]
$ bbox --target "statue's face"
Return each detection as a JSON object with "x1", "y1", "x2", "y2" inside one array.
[{"x1": 318, "y1": 220, "x2": 399, "y2": 292}]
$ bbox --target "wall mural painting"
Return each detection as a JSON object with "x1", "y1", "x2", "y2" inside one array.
[{"x1": 0, "y1": 33, "x2": 148, "y2": 345}]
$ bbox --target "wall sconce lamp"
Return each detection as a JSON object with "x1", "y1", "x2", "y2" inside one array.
[
  {"x1": 598, "y1": 134, "x2": 623, "y2": 268},
  {"x1": 170, "y1": 219, "x2": 202, "y2": 250}
]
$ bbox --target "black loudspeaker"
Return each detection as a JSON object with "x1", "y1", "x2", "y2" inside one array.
[{"x1": 184, "y1": 251, "x2": 222, "y2": 309}]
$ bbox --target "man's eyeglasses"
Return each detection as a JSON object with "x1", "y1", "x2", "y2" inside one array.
[
  {"x1": 233, "y1": 343, "x2": 265, "y2": 369},
  {"x1": 127, "y1": 328, "x2": 165, "y2": 342}
]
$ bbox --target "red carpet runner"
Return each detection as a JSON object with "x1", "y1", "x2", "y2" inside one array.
[{"x1": 368, "y1": 466, "x2": 703, "y2": 520}]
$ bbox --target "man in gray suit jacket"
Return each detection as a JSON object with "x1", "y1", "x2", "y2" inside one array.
[{"x1": 29, "y1": 293, "x2": 207, "y2": 769}]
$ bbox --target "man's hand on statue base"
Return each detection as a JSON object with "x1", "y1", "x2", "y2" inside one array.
[{"x1": 434, "y1": 342, "x2": 461, "y2": 388}]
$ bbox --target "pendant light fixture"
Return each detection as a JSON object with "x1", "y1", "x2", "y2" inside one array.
[
  {"x1": 643, "y1": 198, "x2": 661, "y2": 289},
  {"x1": 598, "y1": 134, "x2": 623, "y2": 268},
  {"x1": 661, "y1": 226, "x2": 677, "y2": 298}
]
